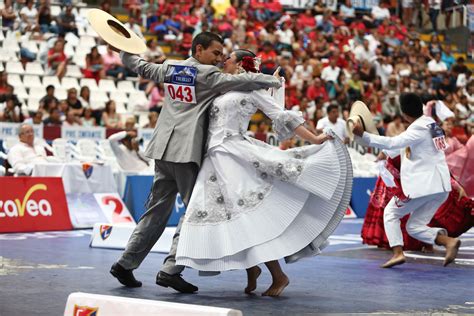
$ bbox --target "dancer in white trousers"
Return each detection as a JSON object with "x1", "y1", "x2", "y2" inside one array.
[{"x1": 352, "y1": 93, "x2": 461, "y2": 268}]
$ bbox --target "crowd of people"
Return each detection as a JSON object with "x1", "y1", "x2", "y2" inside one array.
[{"x1": 0, "y1": 0, "x2": 472, "y2": 150}]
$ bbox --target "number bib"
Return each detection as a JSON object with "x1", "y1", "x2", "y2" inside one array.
[
  {"x1": 427, "y1": 122, "x2": 449, "y2": 151},
  {"x1": 164, "y1": 65, "x2": 197, "y2": 104}
]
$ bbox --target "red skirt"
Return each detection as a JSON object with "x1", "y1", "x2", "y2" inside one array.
[{"x1": 361, "y1": 161, "x2": 474, "y2": 251}]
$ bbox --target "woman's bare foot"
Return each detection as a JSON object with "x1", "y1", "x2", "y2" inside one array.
[
  {"x1": 381, "y1": 253, "x2": 406, "y2": 268},
  {"x1": 245, "y1": 266, "x2": 262, "y2": 294},
  {"x1": 262, "y1": 274, "x2": 289, "y2": 297}
]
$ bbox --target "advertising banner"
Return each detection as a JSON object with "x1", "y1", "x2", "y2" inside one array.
[
  {"x1": 0, "y1": 122, "x2": 43, "y2": 139},
  {"x1": 61, "y1": 126, "x2": 106, "y2": 141},
  {"x1": 0, "y1": 177, "x2": 72, "y2": 233}
]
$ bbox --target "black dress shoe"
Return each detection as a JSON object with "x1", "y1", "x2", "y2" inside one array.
[
  {"x1": 156, "y1": 271, "x2": 198, "y2": 293},
  {"x1": 110, "y1": 262, "x2": 142, "y2": 287}
]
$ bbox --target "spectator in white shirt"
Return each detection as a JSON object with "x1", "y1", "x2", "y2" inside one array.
[
  {"x1": 428, "y1": 53, "x2": 448, "y2": 75},
  {"x1": 20, "y1": 0, "x2": 39, "y2": 33},
  {"x1": 316, "y1": 104, "x2": 349, "y2": 143},
  {"x1": 370, "y1": 1, "x2": 391, "y2": 23},
  {"x1": 275, "y1": 23, "x2": 294, "y2": 51},
  {"x1": 339, "y1": 0, "x2": 356, "y2": 23},
  {"x1": 7, "y1": 124, "x2": 48, "y2": 175},
  {"x1": 354, "y1": 40, "x2": 376, "y2": 63},
  {"x1": 108, "y1": 130, "x2": 150, "y2": 173},
  {"x1": 321, "y1": 59, "x2": 341, "y2": 83},
  {"x1": 124, "y1": 16, "x2": 144, "y2": 39}
]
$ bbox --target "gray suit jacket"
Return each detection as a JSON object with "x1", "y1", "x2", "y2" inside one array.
[{"x1": 121, "y1": 53, "x2": 281, "y2": 166}]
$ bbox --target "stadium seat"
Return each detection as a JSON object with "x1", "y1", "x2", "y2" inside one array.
[
  {"x1": 64, "y1": 43, "x2": 76, "y2": 58},
  {"x1": 117, "y1": 80, "x2": 137, "y2": 94},
  {"x1": 42, "y1": 76, "x2": 61, "y2": 89},
  {"x1": 98, "y1": 79, "x2": 117, "y2": 93},
  {"x1": 7, "y1": 74, "x2": 23, "y2": 87},
  {"x1": 52, "y1": 138, "x2": 71, "y2": 162},
  {"x1": 15, "y1": 86, "x2": 29, "y2": 100},
  {"x1": 27, "y1": 97, "x2": 41, "y2": 112},
  {"x1": 91, "y1": 90, "x2": 109, "y2": 103},
  {"x1": 66, "y1": 65, "x2": 83, "y2": 78},
  {"x1": 113, "y1": 91, "x2": 129, "y2": 104},
  {"x1": 25, "y1": 62, "x2": 45, "y2": 75},
  {"x1": 115, "y1": 102, "x2": 127, "y2": 114},
  {"x1": 62, "y1": 77, "x2": 80, "y2": 91},
  {"x1": 6, "y1": 61, "x2": 25, "y2": 74},
  {"x1": 80, "y1": 78, "x2": 99, "y2": 91},
  {"x1": 50, "y1": 5, "x2": 61, "y2": 17},
  {"x1": 55, "y1": 88, "x2": 67, "y2": 100},
  {"x1": 128, "y1": 91, "x2": 149, "y2": 112},
  {"x1": 23, "y1": 75, "x2": 43, "y2": 89},
  {"x1": 79, "y1": 36, "x2": 96, "y2": 49},
  {"x1": 28, "y1": 86, "x2": 45, "y2": 99},
  {"x1": 0, "y1": 48, "x2": 18, "y2": 62}
]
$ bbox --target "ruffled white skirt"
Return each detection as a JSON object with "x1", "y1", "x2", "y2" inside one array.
[{"x1": 175, "y1": 135, "x2": 353, "y2": 271}]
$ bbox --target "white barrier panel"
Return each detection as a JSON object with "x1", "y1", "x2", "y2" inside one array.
[
  {"x1": 64, "y1": 292, "x2": 243, "y2": 316},
  {"x1": 90, "y1": 223, "x2": 175, "y2": 253}
]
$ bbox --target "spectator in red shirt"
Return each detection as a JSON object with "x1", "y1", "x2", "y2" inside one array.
[
  {"x1": 306, "y1": 78, "x2": 329, "y2": 102},
  {"x1": 47, "y1": 39, "x2": 68, "y2": 80},
  {"x1": 0, "y1": 71, "x2": 8, "y2": 96},
  {"x1": 258, "y1": 41, "x2": 278, "y2": 74},
  {"x1": 297, "y1": 8, "x2": 316, "y2": 31}
]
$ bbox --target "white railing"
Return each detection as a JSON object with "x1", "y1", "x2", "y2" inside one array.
[{"x1": 446, "y1": 4, "x2": 468, "y2": 28}]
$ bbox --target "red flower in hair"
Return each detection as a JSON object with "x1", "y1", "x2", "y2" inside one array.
[{"x1": 241, "y1": 56, "x2": 258, "y2": 73}]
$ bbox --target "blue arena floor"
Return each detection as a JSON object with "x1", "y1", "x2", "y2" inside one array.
[{"x1": 1, "y1": 219, "x2": 473, "y2": 315}]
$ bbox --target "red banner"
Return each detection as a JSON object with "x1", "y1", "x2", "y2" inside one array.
[{"x1": 0, "y1": 177, "x2": 73, "y2": 233}]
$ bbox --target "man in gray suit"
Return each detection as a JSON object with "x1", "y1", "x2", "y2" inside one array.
[{"x1": 110, "y1": 32, "x2": 281, "y2": 293}]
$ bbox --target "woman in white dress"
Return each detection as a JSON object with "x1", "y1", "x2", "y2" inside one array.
[{"x1": 175, "y1": 50, "x2": 353, "y2": 296}]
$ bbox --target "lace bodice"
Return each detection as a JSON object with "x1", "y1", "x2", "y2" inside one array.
[{"x1": 207, "y1": 89, "x2": 305, "y2": 150}]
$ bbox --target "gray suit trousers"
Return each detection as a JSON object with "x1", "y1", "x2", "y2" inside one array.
[{"x1": 118, "y1": 160, "x2": 198, "y2": 275}]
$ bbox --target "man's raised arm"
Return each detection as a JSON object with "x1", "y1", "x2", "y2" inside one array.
[{"x1": 121, "y1": 52, "x2": 166, "y2": 82}]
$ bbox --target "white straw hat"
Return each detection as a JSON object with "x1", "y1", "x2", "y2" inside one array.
[
  {"x1": 346, "y1": 101, "x2": 379, "y2": 139},
  {"x1": 87, "y1": 9, "x2": 147, "y2": 54}
]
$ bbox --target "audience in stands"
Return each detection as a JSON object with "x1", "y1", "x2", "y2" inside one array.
[
  {"x1": 102, "y1": 46, "x2": 127, "y2": 79},
  {"x1": 0, "y1": 0, "x2": 472, "y2": 168},
  {"x1": 39, "y1": 85, "x2": 59, "y2": 109},
  {"x1": 1, "y1": 0, "x2": 17, "y2": 30},
  {"x1": 143, "y1": 111, "x2": 159, "y2": 129},
  {"x1": 65, "y1": 88, "x2": 83, "y2": 116},
  {"x1": 43, "y1": 107, "x2": 62, "y2": 126},
  {"x1": 38, "y1": 3, "x2": 58, "y2": 34},
  {"x1": 7, "y1": 124, "x2": 47, "y2": 175},
  {"x1": 84, "y1": 46, "x2": 105, "y2": 81},
  {"x1": 102, "y1": 100, "x2": 122, "y2": 129},
  {"x1": 58, "y1": 5, "x2": 78, "y2": 36},
  {"x1": 81, "y1": 107, "x2": 96, "y2": 127},
  {"x1": 47, "y1": 39, "x2": 68, "y2": 79},
  {"x1": 63, "y1": 108, "x2": 81, "y2": 126},
  {"x1": 20, "y1": 0, "x2": 40, "y2": 33}
]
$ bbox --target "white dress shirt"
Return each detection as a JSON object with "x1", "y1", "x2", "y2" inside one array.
[
  {"x1": 7, "y1": 141, "x2": 48, "y2": 175},
  {"x1": 321, "y1": 66, "x2": 341, "y2": 83},
  {"x1": 108, "y1": 131, "x2": 150, "y2": 173},
  {"x1": 359, "y1": 115, "x2": 451, "y2": 198},
  {"x1": 316, "y1": 117, "x2": 347, "y2": 140}
]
